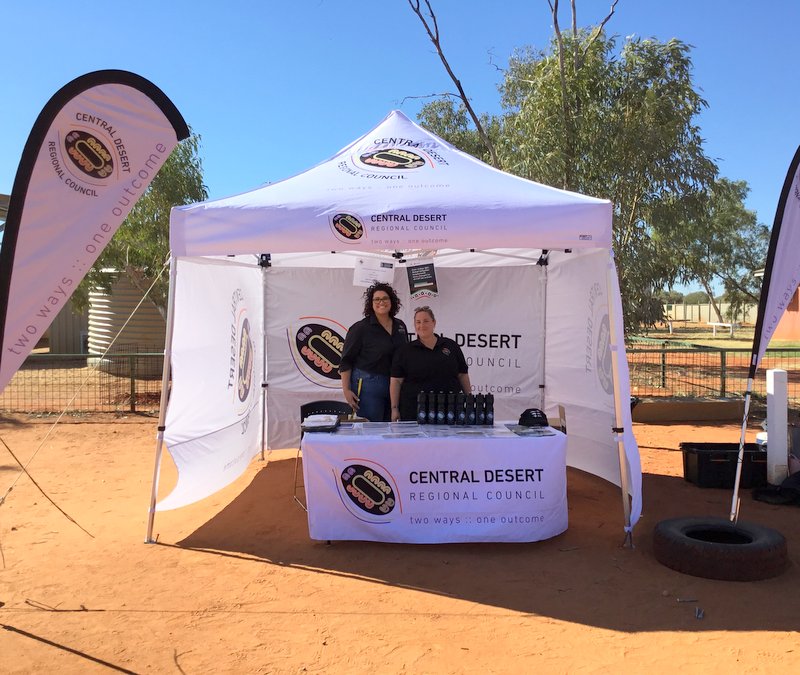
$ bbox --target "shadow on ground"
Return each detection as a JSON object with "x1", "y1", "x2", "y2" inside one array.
[{"x1": 177, "y1": 457, "x2": 798, "y2": 633}]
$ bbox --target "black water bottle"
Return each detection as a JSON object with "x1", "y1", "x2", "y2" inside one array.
[
  {"x1": 446, "y1": 392, "x2": 456, "y2": 425},
  {"x1": 426, "y1": 390, "x2": 437, "y2": 425},
  {"x1": 485, "y1": 393, "x2": 494, "y2": 426},
  {"x1": 476, "y1": 393, "x2": 485, "y2": 425},
  {"x1": 436, "y1": 391, "x2": 446, "y2": 425},
  {"x1": 456, "y1": 391, "x2": 466, "y2": 425},
  {"x1": 465, "y1": 394, "x2": 476, "y2": 425},
  {"x1": 416, "y1": 390, "x2": 427, "y2": 424}
]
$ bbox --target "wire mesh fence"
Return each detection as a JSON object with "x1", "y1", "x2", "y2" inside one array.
[
  {"x1": 2, "y1": 345, "x2": 800, "y2": 415},
  {"x1": 626, "y1": 343, "x2": 800, "y2": 404},
  {"x1": 0, "y1": 348, "x2": 163, "y2": 414}
]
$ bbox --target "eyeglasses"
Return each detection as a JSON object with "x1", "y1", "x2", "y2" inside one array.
[
  {"x1": 414, "y1": 306, "x2": 431, "y2": 313},
  {"x1": 373, "y1": 296, "x2": 391, "y2": 304}
]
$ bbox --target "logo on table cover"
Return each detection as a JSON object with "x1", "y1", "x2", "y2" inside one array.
[
  {"x1": 288, "y1": 317, "x2": 348, "y2": 388},
  {"x1": 330, "y1": 213, "x2": 365, "y2": 242},
  {"x1": 337, "y1": 463, "x2": 399, "y2": 522},
  {"x1": 64, "y1": 130, "x2": 114, "y2": 179}
]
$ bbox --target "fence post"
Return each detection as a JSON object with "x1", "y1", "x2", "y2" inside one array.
[
  {"x1": 719, "y1": 349, "x2": 727, "y2": 397},
  {"x1": 129, "y1": 355, "x2": 136, "y2": 413},
  {"x1": 661, "y1": 342, "x2": 667, "y2": 389}
]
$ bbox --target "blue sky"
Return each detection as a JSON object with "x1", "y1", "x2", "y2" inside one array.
[{"x1": 1, "y1": 0, "x2": 798, "y2": 232}]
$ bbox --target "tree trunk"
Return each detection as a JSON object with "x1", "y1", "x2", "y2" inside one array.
[{"x1": 700, "y1": 279, "x2": 723, "y2": 323}]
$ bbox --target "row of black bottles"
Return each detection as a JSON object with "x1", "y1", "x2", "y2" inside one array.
[{"x1": 416, "y1": 391, "x2": 494, "y2": 425}]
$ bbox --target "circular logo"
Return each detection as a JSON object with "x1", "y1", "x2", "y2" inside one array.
[
  {"x1": 295, "y1": 322, "x2": 345, "y2": 381},
  {"x1": 64, "y1": 130, "x2": 114, "y2": 179},
  {"x1": 596, "y1": 313, "x2": 614, "y2": 395},
  {"x1": 331, "y1": 213, "x2": 364, "y2": 241},
  {"x1": 359, "y1": 148, "x2": 426, "y2": 170},
  {"x1": 237, "y1": 317, "x2": 254, "y2": 402},
  {"x1": 340, "y1": 464, "x2": 396, "y2": 515}
]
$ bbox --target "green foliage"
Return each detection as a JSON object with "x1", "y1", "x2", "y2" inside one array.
[
  {"x1": 71, "y1": 133, "x2": 207, "y2": 317},
  {"x1": 684, "y1": 290, "x2": 711, "y2": 304},
  {"x1": 419, "y1": 30, "x2": 727, "y2": 332},
  {"x1": 416, "y1": 99, "x2": 500, "y2": 165},
  {"x1": 658, "y1": 289, "x2": 684, "y2": 303},
  {"x1": 665, "y1": 177, "x2": 767, "y2": 319},
  {"x1": 498, "y1": 33, "x2": 718, "y2": 330}
]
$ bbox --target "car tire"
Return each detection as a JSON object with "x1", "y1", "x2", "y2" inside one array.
[{"x1": 653, "y1": 516, "x2": 788, "y2": 581}]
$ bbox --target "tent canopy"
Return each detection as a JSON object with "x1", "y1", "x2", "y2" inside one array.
[
  {"x1": 170, "y1": 110, "x2": 612, "y2": 257},
  {"x1": 159, "y1": 110, "x2": 640, "y2": 535}
]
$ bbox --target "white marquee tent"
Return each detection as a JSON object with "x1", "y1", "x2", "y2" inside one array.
[{"x1": 151, "y1": 110, "x2": 641, "y2": 540}]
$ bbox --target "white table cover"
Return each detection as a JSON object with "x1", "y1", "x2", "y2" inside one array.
[{"x1": 301, "y1": 424, "x2": 568, "y2": 543}]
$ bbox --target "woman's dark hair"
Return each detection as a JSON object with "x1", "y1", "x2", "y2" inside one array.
[{"x1": 363, "y1": 282, "x2": 401, "y2": 318}]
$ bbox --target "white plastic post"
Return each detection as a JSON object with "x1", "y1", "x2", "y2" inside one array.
[{"x1": 766, "y1": 369, "x2": 789, "y2": 485}]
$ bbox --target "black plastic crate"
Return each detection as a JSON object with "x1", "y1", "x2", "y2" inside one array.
[{"x1": 680, "y1": 442, "x2": 767, "y2": 489}]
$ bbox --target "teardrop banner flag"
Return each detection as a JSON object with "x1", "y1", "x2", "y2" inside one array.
[
  {"x1": 749, "y1": 144, "x2": 800, "y2": 377},
  {"x1": 0, "y1": 70, "x2": 189, "y2": 393}
]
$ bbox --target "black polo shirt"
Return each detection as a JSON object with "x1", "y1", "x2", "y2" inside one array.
[
  {"x1": 391, "y1": 336, "x2": 468, "y2": 419},
  {"x1": 339, "y1": 315, "x2": 409, "y2": 377}
]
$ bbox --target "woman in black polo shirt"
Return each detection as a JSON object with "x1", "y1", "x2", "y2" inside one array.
[
  {"x1": 389, "y1": 306, "x2": 471, "y2": 422},
  {"x1": 340, "y1": 282, "x2": 408, "y2": 421}
]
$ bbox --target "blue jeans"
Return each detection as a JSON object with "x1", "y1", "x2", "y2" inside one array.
[{"x1": 352, "y1": 368, "x2": 390, "y2": 422}]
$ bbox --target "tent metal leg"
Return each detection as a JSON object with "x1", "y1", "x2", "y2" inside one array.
[
  {"x1": 605, "y1": 255, "x2": 633, "y2": 534},
  {"x1": 146, "y1": 433, "x2": 166, "y2": 543},
  {"x1": 145, "y1": 257, "x2": 178, "y2": 543}
]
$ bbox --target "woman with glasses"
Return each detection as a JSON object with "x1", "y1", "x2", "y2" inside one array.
[
  {"x1": 339, "y1": 282, "x2": 408, "y2": 421},
  {"x1": 390, "y1": 306, "x2": 471, "y2": 422}
]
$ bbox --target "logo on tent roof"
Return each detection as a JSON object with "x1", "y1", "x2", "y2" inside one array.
[
  {"x1": 331, "y1": 213, "x2": 365, "y2": 242},
  {"x1": 359, "y1": 148, "x2": 426, "y2": 170}
]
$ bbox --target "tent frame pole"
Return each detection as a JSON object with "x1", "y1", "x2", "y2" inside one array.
[
  {"x1": 604, "y1": 254, "x2": 633, "y2": 545},
  {"x1": 145, "y1": 257, "x2": 179, "y2": 543},
  {"x1": 539, "y1": 262, "x2": 548, "y2": 410},
  {"x1": 259, "y1": 254, "x2": 271, "y2": 460}
]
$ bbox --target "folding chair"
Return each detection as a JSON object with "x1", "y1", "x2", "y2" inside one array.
[{"x1": 294, "y1": 399, "x2": 353, "y2": 510}]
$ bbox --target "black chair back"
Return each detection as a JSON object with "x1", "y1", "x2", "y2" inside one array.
[
  {"x1": 300, "y1": 399, "x2": 353, "y2": 441},
  {"x1": 300, "y1": 399, "x2": 352, "y2": 421}
]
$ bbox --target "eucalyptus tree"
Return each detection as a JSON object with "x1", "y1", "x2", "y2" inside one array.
[
  {"x1": 496, "y1": 33, "x2": 718, "y2": 329},
  {"x1": 407, "y1": 1, "x2": 726, "y2": 330},
  {"x1": 666, "y1": 178, "x2": 767, "y2": 321}
]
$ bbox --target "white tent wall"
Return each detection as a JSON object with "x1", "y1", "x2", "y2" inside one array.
[
  {"x1": 546, "y1": 249, "x2": 618, "y2": 480},
  {"x1": 158, "y1": 256, "x2": 265, "y2": 511},
  {"x1": 264, "y1": 256, "x2": 544, "y2": 449},
  {"x1": 264, "y1": 265, "x2": 371, "y2": 448},
  {"x1": 546, "y1": 249, "x2": 641, "y2": 526}
]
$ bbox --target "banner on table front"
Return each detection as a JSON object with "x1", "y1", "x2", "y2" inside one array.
[
  {"x1": 265, "y1": 265, "x2": 543, "y2": 448},
  {"x1": 301, "y1": 431, "x2": 568, "y2": 543},
  {"x1": 0, "y1": 70, "x2": 188, "y2": 394},
  {"x1": 159, "y1": 257, "x2": 264, "y2": 510}
]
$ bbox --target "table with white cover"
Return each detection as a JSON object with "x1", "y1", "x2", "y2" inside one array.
[{"x1": 300, "y1": 422, "x2": 568, "y2": 543}]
